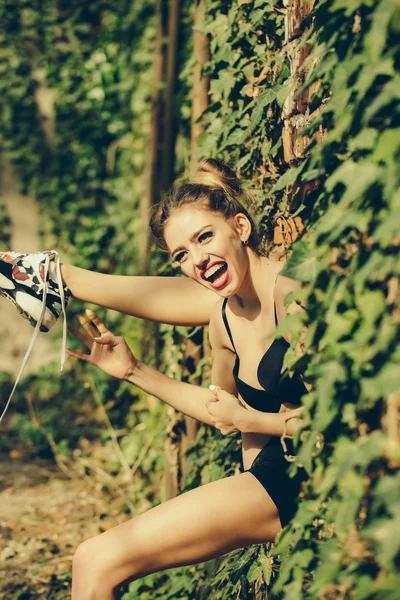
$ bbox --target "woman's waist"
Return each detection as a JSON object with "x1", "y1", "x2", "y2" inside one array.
[
  {"x1": 242, "y1": 433, "x2": 299, "y2": 470},
  {"x1": 242, "y1": 432, "x2": 271, "y2": 470}
]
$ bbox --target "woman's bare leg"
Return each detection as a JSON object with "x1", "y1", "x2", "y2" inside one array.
[
  {"x1": 71, "y1": 472, "x2": 281, "y2": 600},
  {"x1": 61, "y1": 264, "x2": 219, "y2": 326}
]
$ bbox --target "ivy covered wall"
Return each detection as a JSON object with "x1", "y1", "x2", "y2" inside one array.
[{"x1": 0, "y1": 0, "x2": 399, "y2": 598}]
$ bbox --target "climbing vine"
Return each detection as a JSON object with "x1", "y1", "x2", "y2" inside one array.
[
  {"x1": 0, "y1": 0, "x2": 398, "y2": 598},
  {"x1": 268, "y1": 2, "x2": 400, "y2": 597}
]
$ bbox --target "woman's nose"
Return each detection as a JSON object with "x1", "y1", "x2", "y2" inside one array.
[{"x1": 192, "y1": 248, "x2": 209, "y2": 268}]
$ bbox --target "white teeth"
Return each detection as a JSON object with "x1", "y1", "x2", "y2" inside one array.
[{"x1": 204, "y1": 263, "x2": 225, "y2": 279}]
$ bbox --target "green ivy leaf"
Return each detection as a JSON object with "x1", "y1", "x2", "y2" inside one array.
[
  {"x1": 270, "y1": 164, "x2": 302, "y2": 193},
  {"x1": 280, "y1": 240, "x2": 318, "y2": 282},
  {"x1": 246, "y1": 562, "x2": 261, "y2": 583},
  {"x1": 248, "y1": 87, "x2": 277, "y2": 132},
  {"x1": 308, "y1": 539, "x2": 345, "y2": 593}
]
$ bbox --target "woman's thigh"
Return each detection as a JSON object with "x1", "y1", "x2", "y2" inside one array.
[{"x1": 74, "y1": 471, "x2": 281, "y2": 589}]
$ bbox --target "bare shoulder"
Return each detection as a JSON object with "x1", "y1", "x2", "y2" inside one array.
[
  {"x1": 276, "y1": 276, "x2": 303, "y2": 311},
  {"x1": 274, "y1": 264, "x2": 304, "y2": 314},
  {"x1": 273, "y1": 266, "x2": 311, "y2": 381},
  {"x1": 274, "y1": 262, "x2": 302, "y2": 295}
]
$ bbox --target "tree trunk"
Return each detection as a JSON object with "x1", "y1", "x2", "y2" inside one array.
[
  {"x1": 180, "y1": 0, "x2": 211, "y2": 483},
  {"x1": 189, "y1": 0, "x2": 210, "y2": 174},
  {"x1": 139, "y1": 0, "x2": 168, "y2": 273},
  {"x1": 163, "y1": 406, "x2": 180, "y2": 501},
  {"x1": 161, "y1": 0, "x2": 181, "y2": 192}
]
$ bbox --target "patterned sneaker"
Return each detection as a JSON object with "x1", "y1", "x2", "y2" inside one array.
[{"x1": 0, "y1": 250, "x2": 71, "y2": 424}]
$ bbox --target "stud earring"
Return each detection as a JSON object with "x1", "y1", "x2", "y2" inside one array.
[{"x1": 242, "y1": 238, "x2": 249, "y2": 246}]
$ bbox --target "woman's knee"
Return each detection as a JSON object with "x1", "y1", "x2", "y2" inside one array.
[
  {"x1": 72, "y1": 537, "x2": 114, "y2": 596},
  {"x1": 72, "y1": 539, "x2": 93, "y2": 574},
  {"x1": 72, "y1": 539, "x2": 100, "y2": 588},
  {"x1": 72, "y1": 530, "x2": 141, "y2": 597}
]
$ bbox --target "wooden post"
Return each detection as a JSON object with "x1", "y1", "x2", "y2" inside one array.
[
  {"x1": 273, "y1": 0, "x2": 320, "y2": 258},
  {"x1": 282, "y1": 0, "x2": 318, "y2": 165},
  {"x1": 189, "y1": 0, "x2": 210, "y2": 175},
  {"x1": 163, "y1": 406, "x2": 180, "y2": 501},
  {"x1": 180, "y1": 0, "x2": 211, "y2": 484},
  {"x1": 139, "y1": 0, "x2": 168, "y2": 273},
  {"x1": 161, "y1": 0, "x2": 181, "y2": 192},
  {"x1": 163, "y1": 331, "x2": 182, "y2": 501}
]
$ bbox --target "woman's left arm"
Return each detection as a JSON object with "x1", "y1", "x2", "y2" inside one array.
[
  {"x1": 238, "y1": 404, "x2": 303, "y2": 437},
  {"x1": 207, "y1": 273, "x2": 309, "y2": 435},
  {"x1": 207, "y1": 388, "x2": 303, "y2": 437}
]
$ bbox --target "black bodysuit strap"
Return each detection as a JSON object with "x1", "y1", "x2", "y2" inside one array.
[
  {"x1": 274, "y1": 300, "x2": 279, "y2": 327},
  {"x1": 221, "y1": 298, "x2": 238, "y2": 354},
  {"x1": 273, "y1": 272, "x2": 280, "y2": 327},
  {"x1": 223, "y1": 292, "x2": 279, "y2": 353}
]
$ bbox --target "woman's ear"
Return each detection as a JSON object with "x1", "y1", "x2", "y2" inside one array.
[{"x1": 233, "y1": 213, "x2": 252, "y2": 243}]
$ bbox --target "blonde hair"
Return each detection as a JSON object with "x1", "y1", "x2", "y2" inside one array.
[{"x1": 150, "y1": 158, "x2": 261, "y2": 254}]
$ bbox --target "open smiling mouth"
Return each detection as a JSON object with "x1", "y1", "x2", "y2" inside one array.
[{"x1": 201, "y1": 262, "x2": 229, "y2": 289}]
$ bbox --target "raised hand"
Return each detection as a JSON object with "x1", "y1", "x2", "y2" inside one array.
[{"x1": 66, "y1": 310, "x2": 138, "y2": 380}]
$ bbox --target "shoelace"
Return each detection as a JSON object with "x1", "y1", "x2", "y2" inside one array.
[{"x1": 0, "y1": 252, "x2": 68, "y2": 425}]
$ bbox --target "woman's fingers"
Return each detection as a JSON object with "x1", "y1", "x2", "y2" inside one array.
[
  {"x1": 85, "y1": 309, "x2": 109, "y2": 335},
  {"x1": 209, "y1": 384, "x2": 221, "y2": 396},
  {"x1": 76, "y1": 314, "x2": 98, "y2": 338},
  {"x1": 211, "y1": 388, "x2": 235, "y2": 402},
  {"x1": 206, "y1": 399, "x2": 218, "y2": 411},
  {"x1": 207, "y1": 396, "x2": 219, "y2": 404},
  {"x1": 68, "y1": 324, "x2": 92, "y2": 349},
  {"x1": 93, "y1": 333, "x2": 115, "y2": 345},
  {"x1": 66, "y1": 348, "x2": 91, "y2": 362}
]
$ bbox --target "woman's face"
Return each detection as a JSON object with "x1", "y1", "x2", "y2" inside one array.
[{"x1": 163, "y1": 204, "x2": 251, "y2": 296}]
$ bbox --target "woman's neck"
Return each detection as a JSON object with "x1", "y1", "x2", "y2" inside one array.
[{"x1": 233, "y1": 254, "x2": 281, "y2": 314}]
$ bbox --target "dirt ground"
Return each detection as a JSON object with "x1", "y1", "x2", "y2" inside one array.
[
  {"x1": 0, "y1": 157, "x2": 137, "y2": 599},
  {"x1": 0, "y1": 454, "x2": 133, "y2": 600}
]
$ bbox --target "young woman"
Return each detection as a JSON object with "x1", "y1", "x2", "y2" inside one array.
[{"x1": 0, "y1": 159, "x2": 308, "y2": 599}]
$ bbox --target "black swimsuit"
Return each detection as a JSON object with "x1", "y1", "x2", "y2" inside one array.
[{"x1": 221, "y1": 295, "x2": 308, "y2": 527}]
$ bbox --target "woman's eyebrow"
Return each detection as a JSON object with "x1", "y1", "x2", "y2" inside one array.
[{"x1": 171, "y1": 225, "x2": 213, "y2": 256}]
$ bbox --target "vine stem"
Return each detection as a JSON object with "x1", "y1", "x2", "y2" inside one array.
[
  {"x1": 88, "y1": 378, "x2": 134, "y2": 484},
  {"x1": 25, "y1": 393, "x2": 75, "y2": 480},
  {"x1": 79, "y1": 456, "x2": 136, "y2": 514}
]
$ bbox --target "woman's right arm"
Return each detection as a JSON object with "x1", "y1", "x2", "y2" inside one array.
[
  {"x1": 61, "y1": 264, "x2": 219, "y2": 326},
  {"x1": 126, "y1": 362, "x2": 215, "y2": 426},
  {"x1": 68, "y1": 309, "x2": 234, "y2": 428},
  {"x1": 127, "y1": 299, "x2": 240, "y2": 425}
]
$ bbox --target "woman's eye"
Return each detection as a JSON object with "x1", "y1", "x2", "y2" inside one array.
[
  {"x1": 175, "y1": 252, "x2": 186, "y2": 264},
  {"x1": 174, "y1": 232, "x2": 212, "y2": 263},
  {"x1": 199, "y1": 231, "x2": 213, "y2": 243}
]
